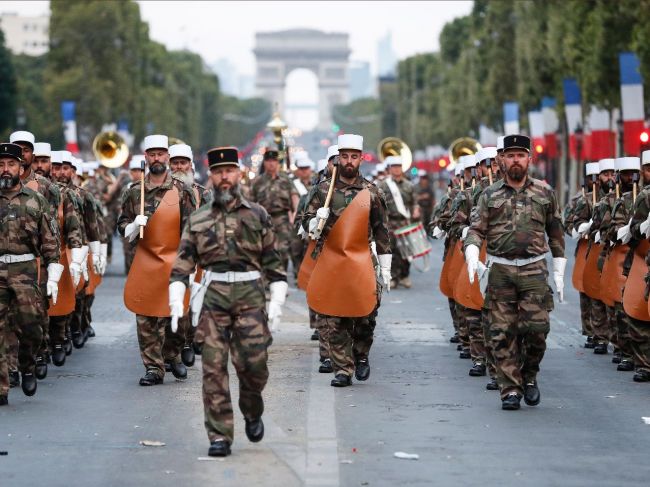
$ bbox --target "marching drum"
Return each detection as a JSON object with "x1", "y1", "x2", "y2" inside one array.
[{"x1": 394, "y1": 222, "x2": 432, "y2": 271}]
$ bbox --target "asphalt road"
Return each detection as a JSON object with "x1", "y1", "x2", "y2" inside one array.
[{"x1": 2, "y1": 238, "x2": 649, "y2": 486}]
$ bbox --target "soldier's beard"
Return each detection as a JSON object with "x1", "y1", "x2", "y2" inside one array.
[
  {"x1": 172, "y1": 170, "x2": 193, "y2": 186},
  {"x1": 507, "y1": 164, "x2": 527, "y2": 182},
  {"x1": 59, "y1": 175, "x2": 71, "y2": 184},
  {"x1": 340, "y1": 164, "x2": 358, "y2": 179},
  {"x1": 149, "y1": 162, "x2": 166, "y2": 175},
  {"x1": 35, "y1": 168, "x2": 49, "y2": 177},
  {"x1": 0, "y1": 174, "x2": 20, "y2": 190},
  {"x1": 213, "y1": 184, "x2": 240, "y2": 207}
]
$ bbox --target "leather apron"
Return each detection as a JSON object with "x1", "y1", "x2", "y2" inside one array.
[
  {"x1": 582, "y1": 242, "x2": 603, "y2": 300},
  {"x1": 622, "y1": 240, "x2": 650, "y2": 320},
  {"x1": 48, "y1": 198, "x2": 76, "y2": 316},
  {"x1": 454, "y1": 241, "x2": 486, "y2": 310},
  {"x1": 599, "y1": 245, "x2": 628, "y2": 307}
]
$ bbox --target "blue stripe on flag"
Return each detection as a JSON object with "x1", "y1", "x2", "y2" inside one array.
[
  {"x1": 504, "y1": 102, "x2": 519, "y2": 122},
  {"x1": 61, "y1": 101, "x2": 75, "y2": 122},
  {"x1": 619, "y1": 52, "x2": 643, "y2": 85},
  {"x1": 562, "y1": 79, "x2": 581, "y2": 105},
  {"x1": 541, "y1": 97, "x2": 556, "y2": 109}
]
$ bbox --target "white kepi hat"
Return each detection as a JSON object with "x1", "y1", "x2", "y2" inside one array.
[
  {"x1": 316, "y1": 159, "x2": 327, "y2": 173},
  {"x1": 295, "y1": 157, "x2": 314, "y2": 170},
  {"x1": 337, "y1": 134, "x2": 363, "y2": 151},
  {"x1": 60, "y1": 150, "x2": 73, "y2": 164},
  {"x1": 33, "y1": 142, "x2": 51, "y2": 157},
  {"x1": 50, "y1": 151, "x2": 62, "y2": 165},
  {"x1": 643, "y1": 150, "x2": 650, "y2": 166},
  {"x1": 143, "y1": 134, "x2": 168, "y2": 152},
  {"x1": 459, "y1": 154, "x2": 476, "y2": 168},
  {"x1": 169, "y1": 143, "x2": 192, "y2": 160},
  {"x1": 130, "y1": 155, "x2": 145, "y2": 170},
  {"x1": 384, "y1": 155, "x2": 402, "y2": 167},
  {"x1": 10, "y1": 130, "x2": 35, "y2": 147},
  {"x1": 616, "y1": 157, "x2": 641, "y2": 172},
  {"x1": 454, "y1": 160, "x2": 464, "y2": 176},
  {"x1": 585, "y1": 162, "x2": 600, "y2": 176},
  {"x1": 496, "y1": 136, "x2": 505, "y2": 151},
  {"x1": 326, "y1": 145, "x2": 339, "y2": 161},
  {"x1": 598, "y1": 158, "x2": 615, "y2": 173},
  {"x1": 476, "y1": 147, "x2": 497, "y2": 163}
]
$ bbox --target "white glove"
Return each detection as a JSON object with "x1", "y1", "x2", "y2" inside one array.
[
  {"x1": 641, "y1": 214, "x2": 650, "y2": 238},
  {"x1": 46, "y1": 263, "x2": 65, "y2": 305},
  {"x1": 432, "y1": 226, "x2": 446, "y2": 239},
  {"x1": 168, "y1": 281, "x2": 186, "y2": 333},
  {"x1": 89, "y1": 241, "x2": 101, "y2": 274},
  {"x1": 124, "y1": 214, "x2": 148, "y2": 242},
  {"x1": 577, "y1": 219, "x2": 592, "y2": 237},
  {"x1": 465, "y1": 244, "x2": 480, "y2": 284},
  {"x1": 617, "y1": 224, "x2": 632, "y2": 245},
  {"x1": 308, "y1": 217, "x2": 321, "y2": 240},
  {"x1": 98, "y1": 243, "x2": 108, "y2": 275},
  {"x1": 297, "y1": 225, "x2": 306, "y2": 239},
  {"x1": 69, "y1": 246, "x2": 88, "y2": 287},
  {"x1": 316, "y1": 207, "x2": 330, "y2": 221},
  {"x1": 594, "y1": 231, "x2": 601, "y2": 243},
  {"x1": 81, "y1": 245, "x2": 89, "y2": 282},
  {"x1": 552, "y1": 257, "x2": 568, "y2": 303},
  {"x1": 461, "y1": 226, "x2": 469, "y2": 241},
  {"x1": 571, "y1": 228, "x2": 580, "y2": 240},
  {"x1": 268, "y1": 280, "x2": 289, "y2": 332},
  {"x1": 377, "y1": 254, "x2": 392, "y2": 292}
]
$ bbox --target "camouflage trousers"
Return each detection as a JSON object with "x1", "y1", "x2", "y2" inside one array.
[
  {"x1": 0, "y1": 261, "x2": 44, "y2": 395},
  {"x1": 270, "y1": 213, "x2": 293, "y2": 272},
  {"x1": 122, "y1": 237, "x2": 136, "y2": 275},
  {"x1": 290, "y1": 232, "x2": 307, "y2": 279},
  {"x1": 454, "y1": 303, "x2": 471, "y2": 350},
  {"x1": 389, "y1": 233, "x2": 410, "y2": 281},
  {"x1": 614, "y1": 302, "x2": 634, "y2": 361},
  {"x1": 135, "y1": 315, "x2": 184, "y2": 379},
  {"x1": 198, "y1": 279, "x2": 271, "y2": 443},
  {"x1": 579, "y1": 292, "x2": 593, "y2": 337},
  {"x1": 311, "y1": 309, "x2": 331, "y2": 361},
  {"x1": 590, "y1": 299, "x2": 611, "y2": 345},
  {"x1": 448, "y1": 298, "x2": 459, "y2": 334},
  {"x1": 628, "y1": 317, "x2": 650, "y2": 373},
  {"x1": 49, "y1": 314, "x2": 70, "y2": 346},
  {"x1": 464, "y1": 306, "x2": 484, "y2": 365},
  {"x1": 481, "y1": 308, "x2": 497, "y2": 379},
  {"x1": 485, "y1": 260, "x2": 553, "y2": 399},
  {"x1": 322, "y1": 312, "x2": 377, "y2": 376}
]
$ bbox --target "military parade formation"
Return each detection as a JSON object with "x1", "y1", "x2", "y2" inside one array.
[{"x1": 2, "y1": 119, "x2": 650, "y2": 457}]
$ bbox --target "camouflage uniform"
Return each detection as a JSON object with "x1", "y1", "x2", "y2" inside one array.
[
  {"x1": 0, "y1": 184, "x2": 60, "y2": 397},
  {"x1": 378, "y1": 176, "x2": 416, "y2": 282},
  {"x1": 251, "y1": 172, "x2": 298, "y2": 272},
  {"x1": 170, "y1": 193, "x2": 286, "y2": 444},
  {"x1": 290, "y1": 177, "x2": 312, "y2": 279},
  {"x1": 117, "y1": 173, "x2": 196, "y2": 379},
  {"x1": 416, "y1": 183, "x2": 435, "y2": 228},
  {"x1": 627, "y1": 183, "x2": 650, "y2": 376},
  {"x1": 466, "y1": 177, "x2": 564, "y2": 399},
  {"x1": 119, "y1": 182, "x2": 138, "y2": 274},
  {"x1": 301, "y1": 174, "x2": 391, "y2": 378}
]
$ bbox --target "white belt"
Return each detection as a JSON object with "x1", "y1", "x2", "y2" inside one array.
[
  {"x1": 0, "y1": 253, "x2": 36, "y2": 264},
  {"x1": 486, "y1": 253, "x2": 546, "y2": 267},
  {"x1": 207, "y1": 270, "x2": 261, "y2": 283}
]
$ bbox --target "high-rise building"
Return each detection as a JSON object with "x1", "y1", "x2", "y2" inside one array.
[
  {"x1": 376, "y1": 31, "x2": 397, "y2": 77},
  {"x1": 349, "y1": 60, "x2": 372, "y2": 100},
  {"x1": 0, "y1": 13, "x2": 49, "y2": 56}
]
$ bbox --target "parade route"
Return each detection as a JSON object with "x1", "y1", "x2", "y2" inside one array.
[{"x1": 2, "y1": 239, "x2": 650, "y2": 486}]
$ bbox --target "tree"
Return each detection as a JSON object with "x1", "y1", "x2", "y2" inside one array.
[
  {"x1": 332, "y1": 97, "x2": 382, "y2": 153},
  {"x1": 0, "y1": 30, "x2": 17, "y2": 138}
]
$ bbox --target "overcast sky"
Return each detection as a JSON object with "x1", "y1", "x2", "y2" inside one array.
[{"x1": 1, "y1": 0, "x2": 472, "y2": 75}]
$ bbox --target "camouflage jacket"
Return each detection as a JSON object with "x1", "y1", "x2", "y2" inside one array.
[
  {"x1": 251, "y1": 172, "x2": 298, "y2": 215},
  {"x1": 192, "y1": 182, "x2": 213, "y2": 208},
  {"x1": 449, "y1": 178, "x2": 491, "y2": 240},
  {"x1": 607, "y1": 188, "x2": 636, "y2": 245},
  {"x1": 630, "y1": 184, "x2": 650, "y2": 240},
  {"x1": 436, "y1": 186, "x2": 460, "y2": 234},
  {"x1": 22, "y1": 170, "x2": 60, "y2": 220},
  {"x1": 466, "y1": 177, "x2": 565, "y2": 259},
  {"x1": 416, "y1": 185, "x2": 435, "y2": 214},
  {"x1": 294, "y1": 179, "x2": 314, "y2": 232},
  {"x1": 0, "y1": 183, "x2": 60, "y2": 266},
  {"x1": 590, "y1": 191, "x2": 617, "y2": 243},
  {"x1": 378, "y1": 176, "x2": 416, "y2": 229},
  {"x1": 170, "y1": 196, "x2": 286, "y2": 287},
  {"x1": 563, "y1": 190, "x2": 583, "y2": 235},
  {"x1": 62, "y1": 181, "x2": 103, "y2": 244},
  {"x1": 117, "y1": 172, "x2": 196, "y2": 239},
  {"x1": 301, "y1": 174, "x2": 391, "y2": 256},
  {"x1": 54, "y1": 182, "x2": 84, "y2": 248}
]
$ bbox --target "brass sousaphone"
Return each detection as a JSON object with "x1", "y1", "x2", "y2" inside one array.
[
  {"x1": 378, "y1": 137, "x2": 412, "y2": 172},
  {"x1": 92, "y1": 131, "x2": 129, "y2": 168}
]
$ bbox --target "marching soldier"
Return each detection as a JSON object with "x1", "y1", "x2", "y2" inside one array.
[
  {"x1": 169, "y1": 146, "x2": 287, "y2": 457},
  {"x1": 0, "y1": 142, "x2": 62, "y2": 404},
  {"x1": 121, "y1": 155, "x2": 145, "y2": 274},
  {"x1": 117, "y1": 135, "x2": 196, "y2": 386},
  {"x1": 465, "y1": 135, "x2": 565, "y2": 410},
  {"x1": 290, "y1": 154, "x2": 314, "y2": 278},
  {"x1": 301, "y1": 134, "x2": 391, "y2": 387},
  {"x1": 251, "y1": 149, "x2": 299, "y2": 272},
  {"x1": 379, "y1": 156, "x2": 419, "y2": 289},
  {"x1": 416, "y1": 171, "x2": 435, "y2": 227}
]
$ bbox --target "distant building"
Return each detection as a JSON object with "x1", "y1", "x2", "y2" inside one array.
[
  {"x1": 238, "y1": 74, "x2": 255, "y2": 99},
  {"x1": 0, "y1": 13, "x2": 49, "y2": 56},
  {"x1": 376, "y1": 31, "x2": 396, "y2": 77},
  {"x1": 212, "y1": 58, "x2": 239, "y2": 97},
  {"x1": 349, "y1": 60, "x2": 372, "y2": 100}
]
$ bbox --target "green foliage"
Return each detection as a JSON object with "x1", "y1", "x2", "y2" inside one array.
[
  {"x1": 332, "y1": 97, "x2": 382, "y2": 153},
  {"x1": 216, "y1": 96, "x2": 271, "y2": 148},
  {"x1": 0, "y1": 30, "x2": 17, "y2": 138}
]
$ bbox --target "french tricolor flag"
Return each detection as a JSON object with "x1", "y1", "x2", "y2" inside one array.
[
  {"x1": 61, "y1": 101, "x2": 79, "y2": 154},
  {"x1": 528, "y1": 110, "x2": 545, "y2": 156},
  {"x1": 503, "y1": 102, "x2": 519, "y2": 135},
  {"x1": 585, "y1": 106, "x2": 614, "y2": 160},
  {"x1": 562, "y1": 78, "x2": 583, "y2": 159},
  {"x1": 542, "y1": 97, "x2": 559, "y2": 158},
  {"x1": 619, "y1": 52, "x2": 646, "y2": 156}
]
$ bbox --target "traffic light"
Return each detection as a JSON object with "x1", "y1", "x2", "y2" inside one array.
[
  {"x1": 535, "y1": 144, "x2": 544, "y2": 155},
  {"x1": 640, "y1": 130, "x2": 650, "y2": 154}
]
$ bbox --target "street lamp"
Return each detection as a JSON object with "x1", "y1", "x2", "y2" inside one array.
[{"x1": 266, "y1": 104, "x2": 288, "y2": 168}]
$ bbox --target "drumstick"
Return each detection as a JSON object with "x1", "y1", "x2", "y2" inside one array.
[
  {"x1": 317, "y1": 164, "x2": 338, "y2": 233},
  {"x1": 139, "y1": 160, "x2": 145, "y2": 239}
]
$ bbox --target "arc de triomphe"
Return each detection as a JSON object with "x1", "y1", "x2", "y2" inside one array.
[{"x1": 254, "y1": 29, "x2": 350, "y2": 130}]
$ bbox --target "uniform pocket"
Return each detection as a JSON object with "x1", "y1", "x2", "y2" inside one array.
[{"x1": 530, "y1": 195, "x2": 549, "y2": 224}]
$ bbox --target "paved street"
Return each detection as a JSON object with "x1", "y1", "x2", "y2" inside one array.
[{"x1": 2, "y1": 238, "x2": 650, "y2": 486}]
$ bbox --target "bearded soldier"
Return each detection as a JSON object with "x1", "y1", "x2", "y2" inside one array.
[
  {"x1": 301, "y1": 134, "x2": 391, "y2": 387},
  {"x1": 251, "y1": 149, "x2": 299, "y2": 272},
  {"x1": 0, "y1": 143, "x2": 62, "y2": 404},
  {"x1": 118, "y1": 135, "x2": 196, "y2": 386},
  {"x1": 378, "y1": 156, "x2": 419, "y2": 289},
  {"x1": 120, "y1": 155, "x2": 145, "y2": 275},
  {"x1": 169, "y1": 146, "x2": 286, "y2": 457},
  {"x1": 465, "y1": 135, "x2": 565, "y2": 411}
]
